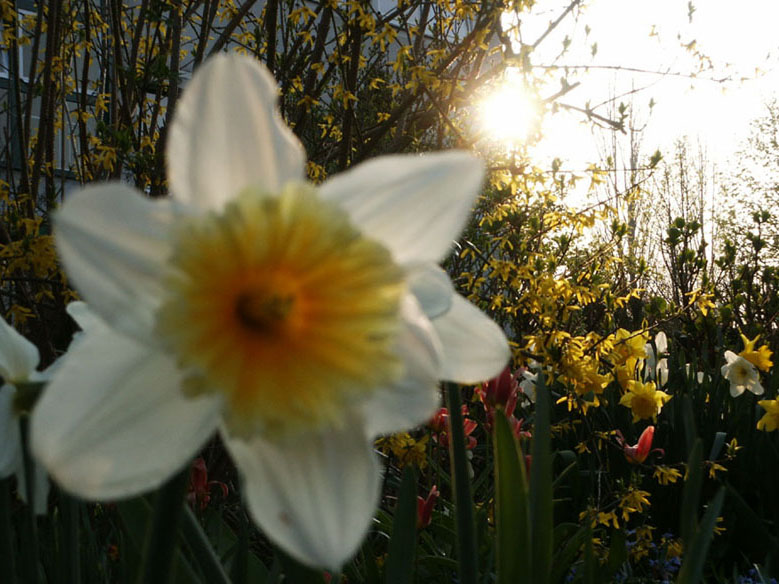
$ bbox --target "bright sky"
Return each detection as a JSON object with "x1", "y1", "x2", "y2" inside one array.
[{"x1": 479, "y1": 0, "x2": 779, "y2": 169}]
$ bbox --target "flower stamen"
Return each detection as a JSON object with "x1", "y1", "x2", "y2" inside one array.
[{"x1": 156, "y1": 184, "x2": 406, "y2": 435}]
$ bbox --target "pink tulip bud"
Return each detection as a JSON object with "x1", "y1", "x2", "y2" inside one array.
[
  {"x1": 623, "y1": 426, "x2": 655, "y2": 464},
  {"x1": 416, "y1": 485, "x2": 439, "y2": 528}
]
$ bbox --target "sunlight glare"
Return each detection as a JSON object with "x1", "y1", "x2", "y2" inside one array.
[{"x1": 478, "y1": 69, "x2": 541, "y2": 147}]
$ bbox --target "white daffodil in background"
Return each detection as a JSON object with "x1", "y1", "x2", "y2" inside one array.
[
  {"x1": 31, "y1": 54, "x2": 509, "y2": 570},
  {"x1": 721, "y1": 350, "x2": 764, "y2": 397},
  {"x1": 644, "y1": 331, "x2": 669, "y2": 387},
  {"x1": 519, "y1": 369, "x2": 537, "y2": 403},
  {"x1": 0, "y1": 314, "x2": 51, "y2": 514}
]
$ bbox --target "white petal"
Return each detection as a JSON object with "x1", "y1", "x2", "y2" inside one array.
[
  {"x1": 31, "y1": 326, "x2": 222, "y2": 500},
  {"x1": 0, "y1": 385, "x2": 21, "y2": 477},
  {"x1": 361, "y1": 295, "x2": 442, "y2": 437},
  {"x1": 657, "y1": 359, "x2": 669, "y2": 386},
  {"x1": 750, "y1": 380, "x2": 765, "y2": 396},
  {"x1": 65, "y1": 301, "x2": 101, "y2": 333},
  {"x1": 320, "y1": 152, "x2": 484, "y2": 265},
  {"x1": 167, "y1": 54, "x2": 305, "y2": 210},
  {"x1": 723, "y1": 350, "x2": 739, "y2": 365},
  {"x1": 432, "y1": 294, "x2": 510, "y2": 384},
  {"x1": 644, "y1": 345, "x2": 657, "y2": 380},
  {"x1": 655, "y1": 331, "x2": 668, "y2": 355},
  {"x1": 223, "y1": 420, "x2": 381, "y2": 571},
  {"x1": 55, "y1": 183, "x2": 174, "y2": 341},
  {"x1": 408, "y1": 265, "x2": 454, "y2": 319},
  {"x1": 519, "y1": 379, "x2": 536, "y2": 403},
  {"x1": 0, "y1": 317, "x2": 39, "y2": 382},
  {"x1": 729, "y1": 382, "x2": 745, "y2": 398}
]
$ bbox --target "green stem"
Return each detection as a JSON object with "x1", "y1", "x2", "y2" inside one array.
[
  {"x1": 60, "y1": 490, "x2": 80, "y2": 583},
  {"x1": 445, "y1": 382, "x2": 478, "y2": 584},
  {"x1": 180, "y1": 505, "x2": 232, "y2": 584},
  {"x1": 19, "y1": 418, "x2": 39, "y2": 584},
  {"x1": 0, "y1": 478, "x2": 18, "y2": 584},
  {"x1": 230, "y1": 510, "x2": 249, "y2": 584},
  {"x1": 137, "y1": 468, "x2": 190, "y2": 584}
]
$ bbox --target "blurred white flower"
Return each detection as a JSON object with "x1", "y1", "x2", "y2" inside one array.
[
  {"x1": 31, "y1": 55, "x2": 509, "y2": 569},
  {"x1": 519, "y1": 370, "x2": 537, "y2": 403},
  {"x1": 684, "y1": 363, "x2": 706, "y2": 384},
  {"x1": 721, "y1": 350, "x2": 764, "y2": 397},
  {"x1": 0, "y1": 314, "x2": 51, "y2": 514},
  {"x1": 644, "y1": 331, "x2": 669, "y2": 386}
]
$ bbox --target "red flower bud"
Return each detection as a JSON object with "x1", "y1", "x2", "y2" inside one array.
[
  {"x1": 481, "y1": 366, "x2": 519, "y2": 409},
  {"x1": 416, "y1": 485, "x2": 439, "y2": 528},
  {"x1": 623, "y1": 426, "x2": 655, "y2": 464}
]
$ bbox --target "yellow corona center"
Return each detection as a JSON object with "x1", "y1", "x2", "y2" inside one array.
[
  {"x1": 156, "y1": 184, "x2": 405, "y2": 435},
  {"x1": 630, "y1": 394, "x2": 658, "y2": 420}
]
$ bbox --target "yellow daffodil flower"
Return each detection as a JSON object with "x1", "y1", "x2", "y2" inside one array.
[
  {"x1": 619, "y1": 380, "x2": 671, "y2": 422},
  {"x1": 757, "y1": 398, "x2": 779, "y2": 432},
  {"x1": 738, "y1": 334, "x2": 773, "y2": 372}
]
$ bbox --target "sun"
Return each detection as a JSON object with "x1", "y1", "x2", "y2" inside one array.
[{"x1": 477, "y1": 69, "x2": 541, "y2": 147}]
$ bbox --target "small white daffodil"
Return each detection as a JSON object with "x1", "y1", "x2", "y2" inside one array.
[
  {"x1": 519, "y1": 370, "x2": 537, "y2": 403},
  {"x1": 644, "y1": 331, "x2": 669, "y2": 386},
  {"x1": 721, "y1": 350, "x2": 764, "y2": 397},
  {"x1": 32, "y1": 54, "x2": 509, "y2": 570}
]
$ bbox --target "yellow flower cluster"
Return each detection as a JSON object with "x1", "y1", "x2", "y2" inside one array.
[
  {"x1": 652, "y1": 465, "x2": 682, "y2": 485},
  {"x1": 618, "y1": 487, "x2": 651, "y2": 522},
  {"x1": 610, "y1": 328, "x2": 649, "y2": 366},
  {"x1": 628, "y1": 526, "x2": 656, "y2": 561},
  {"x1": 375, "y1": 433, "x2": 429, "y2": 469}
]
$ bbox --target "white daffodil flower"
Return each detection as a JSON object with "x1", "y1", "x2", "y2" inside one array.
[
  {"x1": 519, "y1": 370, "x2": 537, "y2": 403},
  {"x1": 684, "y1": 363, "x2": 706, "y2": 384},
  {"x1": 31, "y1": 54, "x2": 509, "y2": 570},
  {"x1": 0, "y1": 315, "x2": 50, "y2": 514},
  {"x1": 644, "y1": 331, "x2": 669, "y2": 386},
  {"x1": 721, "y1": 350, "x2": 764, "y2": 397}
]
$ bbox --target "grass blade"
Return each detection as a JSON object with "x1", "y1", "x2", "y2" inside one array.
[
  {"x1": 136, "y1": 469, "x2": 190, "y2": 584},
  {"x1": 445, "y1": 382, "x2": 479, "y2": 584},
  {"x1": 494, "y1": 409, "x2": 531, "y2": 584},
  {"x1": 530, "y1": 372, "x2": 553, "y2": 584},
  {"x1": 0, "y1": 478, "x2": 17, "y2": 584},
  {"x1": 680, "y1": 439, "x2": 703, "y2": 550},
  {"x1": 677, "y1": 487, "x2": 725, "y2": 584},
  {"x1": 384, "y1": 465, "x2": 417, "y2": 584},
  {"x1": 180, "y1": 506, "x2": 232, "y2": 584}
]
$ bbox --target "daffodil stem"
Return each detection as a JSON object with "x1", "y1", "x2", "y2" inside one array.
[
  {"x1": 60, "y1": 490, "x2": 80, "y2": 583},
  {"x1": 0, "y1": 478, "x2": 18, "y2": 584},
  {"x1": 19, "y1": 418, "x2": 39, "y2": 584},
  {"x1": 180, "y1": 505, "x2": 232, "y2": 584},
  {"x1": 137, "y1": 468, "x2": 189, "y2": 584},
  {"x1": 445, "y1": 382, "x2": 478, "y2": 584}
]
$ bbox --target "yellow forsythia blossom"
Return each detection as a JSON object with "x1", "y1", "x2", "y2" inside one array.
[
  {"x1": 376, "y1": 433, "x2": 429, "y2": 469},
  {"x1": 653, "y1": 465, "x2": 683, "y2": 485},
  {"x1": 619, "y1": 488, "x2": 651, "y2": 522},
  {"x1": 610, "y1": 329, "x2": 649, "y2": 366}
]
